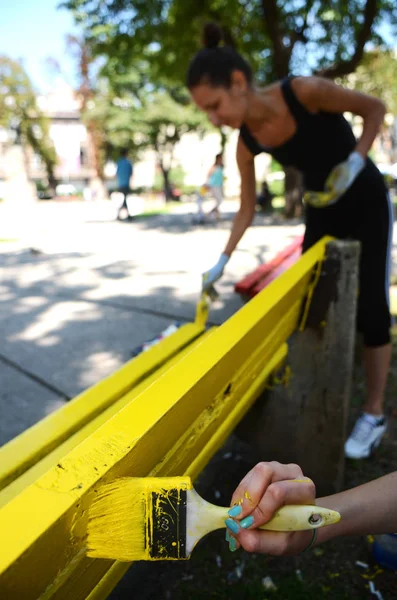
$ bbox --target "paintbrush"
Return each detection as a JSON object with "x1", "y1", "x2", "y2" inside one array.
[{"x1": 86, "y1": 477, "x2": 340, "y2": 561}]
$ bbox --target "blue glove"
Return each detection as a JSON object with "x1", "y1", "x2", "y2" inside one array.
[
  {"x1": 304, "y1": 152, "x2": 365, "y2": 208},
  {"x1": 202, "y1": 253, "x2": 229, "y2": 293}
]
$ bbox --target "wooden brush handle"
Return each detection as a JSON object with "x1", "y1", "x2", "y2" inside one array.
[{"x1": 257, "y1": 504, "x2": 340, "y2": 531}]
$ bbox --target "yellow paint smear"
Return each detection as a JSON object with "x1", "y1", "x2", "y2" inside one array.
[{"x1": 291, "y1": 478, "x2": 313, "y2": 484}]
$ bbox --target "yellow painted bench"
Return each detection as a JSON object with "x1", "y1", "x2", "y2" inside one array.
[
  {"x1": 0, "y1": 236, "x2": 358, "y2": 600},
  {"x1": 0, "y1": 319, "x2": 212, "y2": 506}
]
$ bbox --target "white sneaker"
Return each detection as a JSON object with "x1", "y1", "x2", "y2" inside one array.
[{"x1": 345, "y1": 414, "x2": 386, "y2": 459}]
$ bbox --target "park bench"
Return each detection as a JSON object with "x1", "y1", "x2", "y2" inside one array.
[
  {"x1": 0, "y1": 236, "x2": 360, "y2": 600},
  {"x1": 235, "y1": 235, "x2": 304, "y2": 299}
]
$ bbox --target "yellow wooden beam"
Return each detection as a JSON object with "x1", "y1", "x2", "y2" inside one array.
[
  {"x1": 85, "y1": 343, "x2": 289, "y2": 600},
  {"x1": 0, "y1": 237, "x2": 329, "y2": 599},
  {"x1": 0, "y1": 322, "x2": 206, "y2": 491},
  {"x1": 0, "y1": 328, "x2": 217, "y2": 508}
]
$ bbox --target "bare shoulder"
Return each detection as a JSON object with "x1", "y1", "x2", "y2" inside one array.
[
  {"x1": 290, "y1": 75, "x2": 385, "y2": 116},
  {"x1": 290, "y1": 76, "x2": 329, "y2": 112}
]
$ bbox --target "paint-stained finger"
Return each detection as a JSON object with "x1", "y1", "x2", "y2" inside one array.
[
  {"x1": 230, "y1": 462, "x2": 305, "y2": 518},
  {"x1": 237, "y1": 477, "x2": 316, "y2": 530}
]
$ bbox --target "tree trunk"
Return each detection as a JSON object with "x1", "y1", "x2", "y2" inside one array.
[
  {"x1": 43, "y1": 158, "x2": 57, "y2": 194},
  {"x1": 161, "y1": 166, "x2": 173, "y2": 201},
  {"x1": 236, "y1": 240, "x2": 360, "y2": 496},
  {"x1": 87, "y1": 123, "x2": 105, "y2": 181},
  {"x1": 284, "y1": 166, "x2": 303, "y2": 218}
]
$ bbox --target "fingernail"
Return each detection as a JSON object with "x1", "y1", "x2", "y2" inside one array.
[
  {"x1": 225, "y1": 529, "x2": 230, "y2": 542},
  {"x1": 229, "y1": 536, "x2": 237, "y2": 552},
  {"x1": 228, "y1": 505, "x2": 242, "y2": 518},
  {"x1": 240, "y1": 515, "x2": 254, "y2": 529},
  {"x1": 225, "y1": 518, "x2": 240, "y2": 535}
]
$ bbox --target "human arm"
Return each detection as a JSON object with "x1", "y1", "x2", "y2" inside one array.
[
  {"x1": 316, "y1": 471, "x2": 397, "y2": 544},
  {"x1": 294, "y1": 76, "x2": 386, "y2": 160},
  {"x1": 294, "y1": 77, "x2": 386, "y2": 207},
  {"x1": 206, "y1": 164, "x2": 215, "y2": 180},
  {"x1": 223, "y1": 137, "x2": 256, "y2": 256},
  {"x1": 201, "y1": 138, "x2": 256, "y2": 292},
  {"x1": 225, "y1": 461, "x2": 397, "y2": 556}
]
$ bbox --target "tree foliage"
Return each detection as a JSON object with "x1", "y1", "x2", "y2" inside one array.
[
  {"x1": 66, "y1": 35, "x2": 107, "y2": 181},
  {"x1": 62, "y1": 0, "x2": 397, "y2": 83},
  {"x1": 84, "y1": 72, "x2": 210, "y2": 197},
  {"x1": 0, "y1": 56, "x2": 57, "y2": 189},
  {"x1": 339, "y1": 48, "x2": 397, "y2": 114},
  {"x1": 62, "y1": 0, "x2": 397, "y2": 210}
]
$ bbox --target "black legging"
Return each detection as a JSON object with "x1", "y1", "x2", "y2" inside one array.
[{"x1": 303, "y1": 168, "x2": 392, "y2": 347}]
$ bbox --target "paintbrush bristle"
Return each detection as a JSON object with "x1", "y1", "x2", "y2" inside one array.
[
  {"x1": 87, "y1": 477, "x2": 148, "y2": 561},
  {"x1": 86, "y1": 477, "x2": 192, "y2": 561}
]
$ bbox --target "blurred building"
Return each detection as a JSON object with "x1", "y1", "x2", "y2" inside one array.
[
  {"x1": 0, "y1": 80, "x2": 96, "y2": 196},
  {"x1": 35, "y1": 81, "x2": 96, "y2": 188}
]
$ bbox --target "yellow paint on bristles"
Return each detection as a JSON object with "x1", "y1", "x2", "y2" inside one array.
[{"x1": 86, "y1": 477, "x2": 192, "y2": 562}]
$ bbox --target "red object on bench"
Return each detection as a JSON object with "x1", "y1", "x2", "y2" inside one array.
[{"x1": 235, "y1": 236, "x2": 304, "y2": 298}]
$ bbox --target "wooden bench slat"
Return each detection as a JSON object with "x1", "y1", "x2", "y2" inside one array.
[
  {"x1": 235, "y1": 236, "x2": 303, "y2": 295},
  {"x1": 250, "y1": 247, "x2": 302, "y2": 297},
  {"x1": 0, "y1": 322, "x2": 206, "y2": 491},
  {"x1": 0, "y1": 328, "x2": 217, "y2": 508},
  {"x1": 86, "y1": 342, "x2": 289, "y2": 600}
]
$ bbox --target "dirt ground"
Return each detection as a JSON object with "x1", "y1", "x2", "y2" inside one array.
[{"x1": 109, "y1": 329, "x2": 397, "y2": 600}]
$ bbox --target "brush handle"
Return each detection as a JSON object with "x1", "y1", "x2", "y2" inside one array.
[
  {"x1": 187, "y1": 488, "x2": 341, "y2": 556},
  {"x1": 256, "y1": 504, "x2": 340, "y2": 531},
  {"x1": 219, "y1": 503, "x2": 340, "y2": 532},
  {"x1": 187, "y1": 490, "x2": 340, "y2": 556}
]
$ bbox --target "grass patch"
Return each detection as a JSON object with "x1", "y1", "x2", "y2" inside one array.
[
  {"x1": 271, "y1": 197, "x2": 286, "y2": 209},
  {"x1": 133, "y1": 201, "x2": 181, "y2": 219}
]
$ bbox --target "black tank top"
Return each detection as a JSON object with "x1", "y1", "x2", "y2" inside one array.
[{"x1": 240, "y1": 78, "x2": 362, "y2": 191}]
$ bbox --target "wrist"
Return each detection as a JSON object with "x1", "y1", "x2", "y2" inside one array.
[
  {"x1": 349, "y1": 151, "x2": 365, "y2": 170},
  {"x1": 300, "y1": 529, "x2": 317, "y2": 553},
  {"x1": 219, "y1": 253, "x2": 230, "y2": 268},
  {"x1": 286, "y1": 529, "x2": 317, "y2": 556}
]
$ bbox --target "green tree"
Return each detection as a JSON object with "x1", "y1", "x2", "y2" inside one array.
[
  {"x1": 66, "y1": 35, "x2": 107, "y2": 191},
  {"x1": 137, "y1": 89, "x2": 210, "y2": 199},
  {"x1": 340, "y1": 48, "x2": 397, "y2": 163},
  {"x1": 63, "y1": 0, "x2": 397, "y2": 213},
  {"x1": 63, "y1": 0, "x2": 397, "y2": 86},
  {"x1": 86, "y1": 81, "x2": 210, "y2": 199},
  {"x1": 0, "y1": 56, "x2": 57, "y2": 191},
  {"x1": 339, "y1": 49, "x2": 397, "y2": 114}
]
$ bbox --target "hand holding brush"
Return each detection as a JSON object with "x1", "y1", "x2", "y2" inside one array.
[{"x1": 86, "y1": 464, "x2": 340, "y2": 561}]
